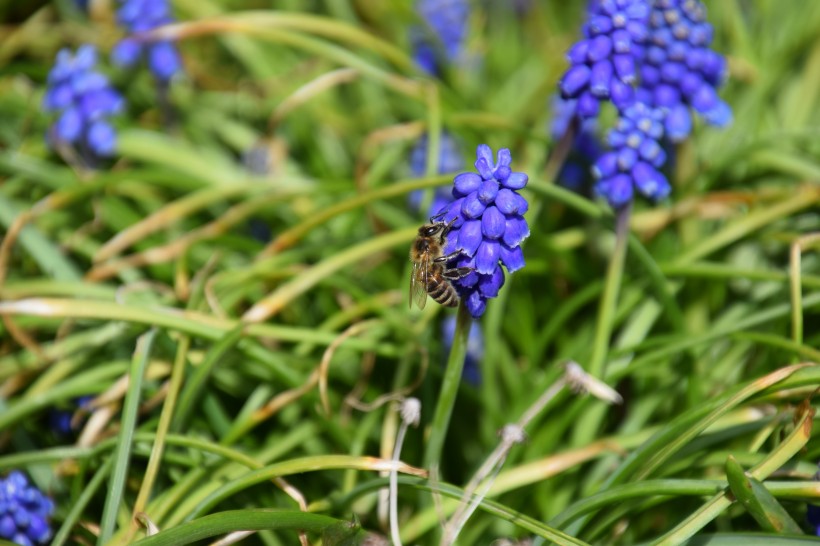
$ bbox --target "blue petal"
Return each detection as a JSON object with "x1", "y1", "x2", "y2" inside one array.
[
  {"x1": 495, "y1": 188, "x2": 518, "y2": 214},
  {"x1": 665, "y1": 103, "x2": 692, "y2": 142},
  {"x1": 503, "y1": 171, "x2": 528, "y2": 190},
  {"x1": 149, "y1": 42, "x2": 182, "y2": 81},
  {"x1": 596, "y1": 173, "x2": 633, "y2": 208},
  {"x1": 587, "y1": 35, "x2": 613, "y2": 63},
  {"x1": 454, "y1": 172, "x2": 482, "y2": 196},
  {"x1": 576, "y1": 91, "x2": 600, "y2": 118},
  {"x1": 476, "y1": 144, "x2": 495, "y2": 171},
  {"x1": 559, "y1": 65, "x2": 591, "y2": 98},
  {"x1": 617, "y1": 147, "x2": 639, "y2": 171},
  {"x1": 610, "y1": 78, "x2": 634, "y2": 109},
  {"x1": 478, "y1": 267, "x2": 505, "y2": 298},
  {"x1": 502, "y1": 216, "x2": 530, "y2": 248},
  {"x1": 475, "y1": 240, "x2": 500, "y2": 274},
  {"x1": 592, "y1": 152, "x2": 618, "y2": 179},
  {"x1": 590, "y1": 60, "x2": 613, "y2": 98},
  {"x1": 639, "y1": 139, "x2": 666, "y2": 168},
  {"x1": 566, "y1": 40, "x2": 590, "y2": 64},
  {"x1": 112, "y1": 39, "x2": 141, "y2": 68},
  {"x1": 457, "y1": 219, "x2": 482, "y2": 256},
  {"x1": 703, "y1": 100, "x2": 732, "y2": 127},
  {"x1": 477, "y1": 179, "x2": 499, "y2": 204},
  {"x1": 465, "y1": 290, "x2": 486, "y2": 318},
  {"x1": 461, "y1": 191, "x2": 486, "y2": 219},
  {"x1": 612, "y1": 53, "x2": 636, "y2": 83},
  {"x1": 632, "y1": 161, "x2": 670, "y2": 201},
  {"x1": 481, "y1": 206, "x2": 505, "y2": 239},
  {"x1": 87, "y1": 121, "x2": 117, "y2": 156},
  {"x1": 55, "y1": 107, "x2": 83, "y2": 142},
  {"x1": 500, "y1": 243, "x2": 525, "y2": 273},
  {"x1": 496, "y1": 148, "x2": 512, "y2": 170}
]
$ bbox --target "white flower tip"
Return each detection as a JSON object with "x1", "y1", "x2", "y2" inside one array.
[
  {"x1": 499, "y1": 424, "x2": 526, "y2": 445},
  {"x1": 400, "y1": 397, "x2": 421, "y2": 427},
  {"x1": 564, "y1": 361, "x2": 623, "y2": 405}
]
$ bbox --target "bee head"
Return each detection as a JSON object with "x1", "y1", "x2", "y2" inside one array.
[{"x1": 419, "y1": 224, "x2": 442, "y2": 237}]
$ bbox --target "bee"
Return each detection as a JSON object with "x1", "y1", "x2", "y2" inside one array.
[{"x1": 409, "y1": 216, "x2": 472, "y2": 309}]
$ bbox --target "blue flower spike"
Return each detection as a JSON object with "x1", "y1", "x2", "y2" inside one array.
[
  {"x1": 411, "y1": 0, "x2": 469, "y2": 75},
  {"x1": 43, "y1": 45, "x2": 123, "y2": 159},
  {"x1": 438, "y1": 145, "x2": 530, "y2": 318},
  {"x1": 559, "y1": 0, "x2": 650, "y2": 118},
  {"x1": 0, "y1": 471, "x2": 54, "y2": 546},
  {"x1": 593, "y1": 102, "x2": 671, "y2": 208},
  {"x1": 113, "y1": 0, "x2": 183, "y2": 82},
  {"x1": 637, "y1": 0, "x2": 732, "y2": 141}
]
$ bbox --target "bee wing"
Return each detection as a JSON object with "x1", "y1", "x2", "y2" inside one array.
[{"x1": 410, "y1": 257, "x2": 429, "y2": 310}]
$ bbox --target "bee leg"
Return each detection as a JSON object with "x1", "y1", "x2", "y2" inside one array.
[
  {"x1": 433, "y1": 249, "x2": 463, "y2": 263},
  {"x1": 442, "y1": 267, "x2": 474, "y2": 280},
  {"x1": 429, "y1": 208, "x2": 448, "y2": 222}
]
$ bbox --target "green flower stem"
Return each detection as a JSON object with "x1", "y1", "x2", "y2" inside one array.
[
  {"x1": 423, "y1": 302, "x2": 471, "y2": 472},
  {"x1": 99, "y1": 328, "x2": 157, "y2": 546},
  {"x1": 588, "y1": 203, "x2": 632, "y2": 379}
]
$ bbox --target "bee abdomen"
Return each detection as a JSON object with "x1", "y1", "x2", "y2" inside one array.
[{"x1": 427, "y1": 277, "x2": 459, "y2": 307}]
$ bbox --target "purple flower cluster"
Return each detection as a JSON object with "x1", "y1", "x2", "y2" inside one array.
[
  {"x1": 43, "y1": 45, "x2": 123, "y2": 158},
  {"x1": 112, "y1": 0, "x2": 183, "y2": 82},
  {"x1": 408, "y1": 132, "x2": 464, "y2": 218},
  {"x1": 593, "y1": 102, "x2": 670, "y2": 207},
  {"x1": 0, "y1": 472, "x2": 54, "y2": 546},
  {"x1": 411, "y1": 0, "x2": 469, "y2": 75},
  {"x1": 559, "y1": 0, "x2": 650, "y2": 118},
  {"x1": 437, "y1": 145, "x2": 530, "y2": 318},
  {"x1": 556, "y1": 0, "x2": 731, "y2": 208},
  {"x1": 637, "y1": 0, "x2": 732, "y2": 141}
]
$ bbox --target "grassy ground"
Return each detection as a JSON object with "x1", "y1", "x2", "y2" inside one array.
[{"x1": 0, "y1": 0, "x2": 819, "y2": 545}]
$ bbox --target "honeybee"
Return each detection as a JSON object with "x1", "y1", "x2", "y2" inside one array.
[{"x1": 409, "y1": 216, "x2": 472, "y2": 309}]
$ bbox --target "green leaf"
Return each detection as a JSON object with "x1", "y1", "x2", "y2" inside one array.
[{"x1": 725, "y1": 455, "x2": 804, "y2": 534}]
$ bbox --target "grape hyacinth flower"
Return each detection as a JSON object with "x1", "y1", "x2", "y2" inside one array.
[
  {"x1": 558, "y1": 0, "x2": 650, "y2": 118},
  {"x1": 43, "y1": 45, "x2": 123, "y2": 159},
  {"x1": 49, "y1": 396, "x2": 93, "y2": 437},
  {"x1": 442, "y1": 315, "x2": 483, "y2": 385},
  {"x1": 408, "y1": 132, "x2": 464, "y2": 218},
  {"x1": 437, "y1": 145, "x2": 530, "y2": 318},
  {"x1": 112, "y1": 0, "x2": 183, "y2": 82},
  {"x1": 592, "y1": 102, "x2": 670, "y2": 208},
  {"x1": 0, "y1": 471, "x2": 54, "y2": 546},
  {"x1": 637, "y1": 0, "x2": 731, "y2": 141},
  {"x1": 411, "y1": 0, "x2": 469, "y2": 75}
]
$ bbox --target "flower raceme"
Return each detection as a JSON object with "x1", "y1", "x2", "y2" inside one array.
[
  {"x1": 43, "y1": 45, "x2": 123, "y2": 159},
  {"x1": 0, "y1": 471, "x2": 54, "y2": 546},
  {"x1": 437, "y1": 145, "x2": 530, "y2": 318},
  {"x1": 411, "y1": 0, "x2": 469, "y2": 75},
  {"x1": 593, "y1": 102, "x2": 670, "y2": 208},
  {"x1": 112, "y1": 0, "x2": 183, "y2": 81},
  {"x1": 559, "y1": 0, "x2": 650, "y2": 118}
]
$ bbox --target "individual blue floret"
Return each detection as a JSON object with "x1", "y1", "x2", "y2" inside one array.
[
  {"x1": 558, "y1": 0, "x2": 650, "y2": 118},
  {"x1": 43, "y1": 45, "x2": 123, "y2": 159},
  {"x1": 112, "y1": 0, "x2": 183, "y2": 82},
  {"x1": 411, "y1": 0, "x2": 469, "y2": 75},
  {"x1": 0, "y1": 472, "x2": 54, "y2": 546},
  {"x1": 592, "y1": 101, "x2": 670, "y2": 208},
  {"x1": 437, "y1": 145, "x2": 530, "y2": 318},
  {"x1": 636, "y1": 0, "x2": 732, "y2": 141}
]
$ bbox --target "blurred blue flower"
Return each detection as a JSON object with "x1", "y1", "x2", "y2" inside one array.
[
  {"x1": 441, "y1": 315, "x2": 483, "y2": 385},
  {"x1": 592, "y1": 101, "x2": 670, "y2": 208},
  {"x1": 558, "y1": 0, "x2": 650, "y2": 118},
  {"x1": 112, "y1": 0, "x2": 183, "y2": 82},
  {"x1": 636, "y1": 0, "x2": 731, "y2": 141},
  {"x1": 408, "y1": 132, "x2": 465, "y2": 218},
  {"x1": 411, "y1": 0, "x2": 469, "y2": 75},
  {"x1": 437, "y1": 145, "x2": 530, "y2": 318},
  {"x1": 0, "y1": 472, "x2": 54, "y2": 546},
  {"x1": 49, "y1": 396, "x2": 93, "y2": 437},
  {"x1": 43, "y1": 45, "x2": 123, "y2": 159}
]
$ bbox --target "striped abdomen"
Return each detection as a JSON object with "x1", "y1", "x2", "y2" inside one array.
[{"x1": 426, "y1": 269, "x2": 459, "y2": 307}]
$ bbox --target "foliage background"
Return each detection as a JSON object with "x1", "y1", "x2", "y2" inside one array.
[{"x1": 0, "y1": 0, "x2": 819, "y2": 544}]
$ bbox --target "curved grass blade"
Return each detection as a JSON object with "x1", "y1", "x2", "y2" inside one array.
[{"x1": 725, "y1": 455, "x2": 803, "y2": 534}]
